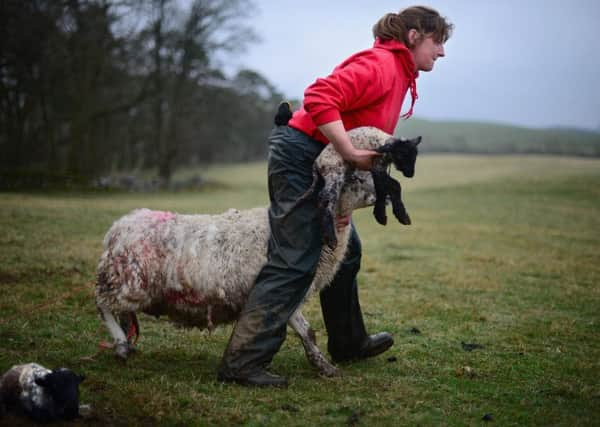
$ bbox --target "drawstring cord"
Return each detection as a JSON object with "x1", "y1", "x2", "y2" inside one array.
[{"x1": 401, "y1": 78, "x2": 418, "y2": 119}]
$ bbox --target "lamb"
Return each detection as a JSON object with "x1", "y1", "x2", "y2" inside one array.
[
  {"x1": 0, "y1": 363, "x2": 84, "y2": 422},
  {"x1": 95, "y1": 168, "x2": 379, "y2": 377},
  {"x1": 288, "y1": 126, "x2": 421, "y2": 248}
]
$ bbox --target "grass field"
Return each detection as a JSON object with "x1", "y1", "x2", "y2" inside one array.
[{"x1": 1, "y1": 154, "x2": 599, "y2": 426}]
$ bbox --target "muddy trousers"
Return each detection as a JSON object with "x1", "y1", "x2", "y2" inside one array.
[{"x1": 219, "y1": 126, "x2": 369, "y2": 376}]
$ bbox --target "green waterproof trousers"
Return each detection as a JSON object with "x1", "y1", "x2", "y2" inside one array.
[{"x1": 219, "y1": 125, "x2": 369, "y2": 376}]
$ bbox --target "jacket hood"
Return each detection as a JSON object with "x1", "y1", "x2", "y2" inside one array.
[{"x1": 373, "y1": 38, "x2": 419, "y2": 119}]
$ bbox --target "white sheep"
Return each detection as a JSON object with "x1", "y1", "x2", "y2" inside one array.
[
  {"x1": 94, "y1": 126, "x2": 419, "y2": 377},
  {"x1": 96, "y1": 169, "x2": 377, "y2": 377}
]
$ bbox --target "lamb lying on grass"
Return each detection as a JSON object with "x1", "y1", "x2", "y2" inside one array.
[
  {"x1": 95, "y1": 169, "x2": 378, "y2": 377},
  {"x1": 0, "y1": 363, "x2": 84, "y2": 422}
]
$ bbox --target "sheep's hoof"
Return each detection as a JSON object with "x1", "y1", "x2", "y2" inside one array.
[
  {"x1": 319, "y1": 364, "x2": 341, "y2": 378},
  {"x1": 115, "y1": 342, "x2": 129, "y2": 360},
  {"x1": 310, "y1": 354, "x2": 341, "y2": 377}
]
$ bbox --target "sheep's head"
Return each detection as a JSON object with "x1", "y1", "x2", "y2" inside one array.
[
  {"x1": 337, "y1": 170, "x2": 376, "y2": 215},
  {"x1": 35, "y1": 368, "x2": 84, "y2": 420},
  {"x1": 375, "y1": 136, "x2": 422, "y2": 177}
]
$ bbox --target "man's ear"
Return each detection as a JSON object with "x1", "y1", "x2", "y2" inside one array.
[{"x1": 407, "y1": 28, "x2": 420, "y2": 47}]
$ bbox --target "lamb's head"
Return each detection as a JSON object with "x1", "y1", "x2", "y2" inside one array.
[
  {"x1": 336, "y1": 170, "x2": 376, "y2": 216},
  {"x1": 375, "y1": 136, "x2": 422, "y2": 177},
  {"x1": 35, "y1": 368, "x2": 85, "y2": 420}
]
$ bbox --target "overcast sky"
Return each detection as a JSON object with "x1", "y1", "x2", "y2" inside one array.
[{"x1": 231, "y1": 0, "x2": 600, "y2": 131}]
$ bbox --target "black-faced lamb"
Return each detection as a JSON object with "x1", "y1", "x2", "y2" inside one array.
[
  {"x1": 288, "y1": 126, "x2": 421, "y2": 248},
  {"x1": 273, "y1": 104, "x2": 421, "y2": 247},
  {"x1": 95, "y1": 169, "x2": 378, "y2": 377},
  {"x1": 0, "y1": 363, "x2": 84, "y2": 422}
]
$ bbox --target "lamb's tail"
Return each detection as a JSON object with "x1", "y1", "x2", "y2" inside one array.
[{"x1": 274, "y1": 101, "x2": 293, "y2": 126}]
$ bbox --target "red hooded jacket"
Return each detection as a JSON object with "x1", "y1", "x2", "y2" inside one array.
[{"x1": 288, "y1": 38, "x2": 418, "y2": 144}]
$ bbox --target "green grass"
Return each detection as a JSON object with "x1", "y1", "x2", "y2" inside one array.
[{"x1": 1, "y1": 155, "x2": 599, "y2": 426}]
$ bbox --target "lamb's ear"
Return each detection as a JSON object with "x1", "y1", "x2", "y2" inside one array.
[
  {"x1": 374, "y1": 137, "x2": 397, "y2": 154},
  {"x1": 412, "y1": 136, "x2": 422, "y2": 147},
  {"x1": 35, "y1": 376, "x2": 50, "y2": 387}
]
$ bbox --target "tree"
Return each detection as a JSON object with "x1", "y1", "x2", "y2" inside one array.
[
  {"x1": 144, "y1": 0, "x2": 257, "y2": 186},
  {"x1": 0, "y1": 0, "x2": 287, "y2": 189}
]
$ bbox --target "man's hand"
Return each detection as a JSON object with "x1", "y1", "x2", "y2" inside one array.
[
  {"x1": 318, "y1": 120, "x2": 382, "y2": 170},
  {"x1": 336, "y1": 214, "x2": 352, "y2": 232},
  {"x1": 348, "y1": 148, "x2": 382, "y2": 170}
]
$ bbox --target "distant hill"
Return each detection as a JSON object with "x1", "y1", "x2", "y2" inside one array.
[{"x1": 395, "y1": 118, "x2": 600, "y2": 157}]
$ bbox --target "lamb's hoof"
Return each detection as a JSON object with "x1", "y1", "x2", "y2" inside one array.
[
  {"x1": 127, "y1": 342, "x2": 138, "y2": 353},
  {"x1": 373, "y1": 206, "x2": 387, "y2": 225},
  {"x1": 398, "y1": 212, "x2": 411, "y2": 225},
  {"x1": 115, "y1": 342, "x2": 129, "y2": 360}
]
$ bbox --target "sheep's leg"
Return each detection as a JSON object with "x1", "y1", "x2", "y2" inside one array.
[
  {"x1": 289, "y1": 310, "x2": 340, "y2": 377},
  {"x1": 386, "y1": 175, "x2": 411, "y2": 225},
  {"x1": 118, "y1": 312, "x2": 140, "y2": 352},
  {"x1": 98, "y1": 306, "x2": 130, "y2": 359},
  {"x1": 371, "y1": 169, "x2": 389, "y2": 225},
  {"x1": 318, "y1": 171, "x2": 345, "y2": 248}
]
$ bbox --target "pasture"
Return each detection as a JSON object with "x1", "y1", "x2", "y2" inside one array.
[{"x1": 1, "y1": 154, "x2": 599, "y2": 426}]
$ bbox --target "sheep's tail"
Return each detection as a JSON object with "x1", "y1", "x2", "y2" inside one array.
[{"x1": 281, "y1": 164, "x2": 322, "y2": 219}]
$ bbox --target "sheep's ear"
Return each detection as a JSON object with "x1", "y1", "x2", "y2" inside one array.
[{"x1": 412, "y1": 136, "x2": 422, "y2": 146}]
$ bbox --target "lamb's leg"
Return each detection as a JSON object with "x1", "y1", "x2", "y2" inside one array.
[
  {"x1": 371, "y1": 169, "x2": 389, "y2": 225},
  {"x1": 98, "y1": 306, "x2": 130, "y2": 359},
  {"x1": 386, "y1": 174, "x2": 411, "y2": 225},
  {"x1": 289, "y1": 310, "x2": 340, "y2": 377},
  {"x1": 318, "y1": 171, "x2": 345, "y2": 248}
]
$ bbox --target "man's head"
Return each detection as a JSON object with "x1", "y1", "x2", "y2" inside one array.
[{"x1": 373, "y1": 6, "x2": 453, "y2": 72}]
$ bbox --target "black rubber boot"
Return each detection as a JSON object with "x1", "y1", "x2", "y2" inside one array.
[
  {"x1": 218, "y1": 126, "x2": 325, "y2": 384},
  {"x1": 217, "y1": 369, "x2": 288, "y2": 388},
  {"x1": 320, "y1": 227, "x2": 394, "y2": 363}
]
